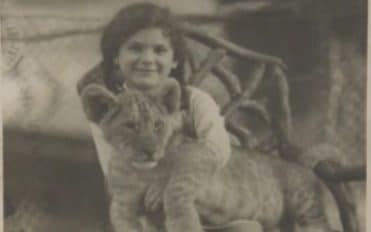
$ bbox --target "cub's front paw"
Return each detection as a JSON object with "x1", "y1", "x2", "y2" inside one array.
[{"x1": 145, "y1": 183, "x2": 166, "y2": 212}]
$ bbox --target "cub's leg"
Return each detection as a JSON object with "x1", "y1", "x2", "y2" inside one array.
[
  {"x1": 294, "y1": 195, "x2": 339, "y2": 232},
  {"x1": 288, "y1": 178, "x2": 339, "y2": 232},
  {"x1": 163, "y1": 143, "x2": 220, "y2": 232},
  {"x1": 110, "y1": 194, "x2": 142, "y2": 232},
  {"x1": 108, "y1": 166, "x2": 145, "y2": 232}
]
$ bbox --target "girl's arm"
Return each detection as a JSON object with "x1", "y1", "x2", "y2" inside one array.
[{"x1": 186, "y1": 87, "x2": 231, "y2": 166}]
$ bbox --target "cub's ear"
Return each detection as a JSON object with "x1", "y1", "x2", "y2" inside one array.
[
  {"x1": 161, "y1": 79, "x2": 181, "y2": 113},
  {"x1": 148, "y1": 79, "x2": 181, "y2": 114},
  {"x1": 80, "y1": 84, "x2": 117, "y2": 123}
]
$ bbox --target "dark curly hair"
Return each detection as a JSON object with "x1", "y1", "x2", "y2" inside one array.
[{"x1": 100, "y1": 2, "x2": 188, "y2": 93}]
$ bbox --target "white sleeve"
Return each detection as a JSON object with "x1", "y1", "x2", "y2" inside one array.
[{"x1": 187, "y1": 87, "x2": 231, "y2": 166}]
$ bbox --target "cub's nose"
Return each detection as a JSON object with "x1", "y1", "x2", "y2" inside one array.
[{"x1": 138, "y1": 147, "x2": 156, "y2": 160}]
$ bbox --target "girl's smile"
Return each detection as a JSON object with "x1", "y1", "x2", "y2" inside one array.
[{"x1": 116, "y1": 28, "x2": 178, "y2": 90}]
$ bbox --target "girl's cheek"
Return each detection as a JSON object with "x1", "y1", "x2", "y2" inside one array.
[
  {"x1": 132, "y1": 58, "x2": 141, "y2": 67},
  {"x1": 119, "y1": 52, "x2": 137, "y2": 64}
]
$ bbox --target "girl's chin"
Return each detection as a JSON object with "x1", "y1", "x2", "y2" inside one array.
[{"x1": 128, "y1": 79, "x2": 160, "y2": 90}]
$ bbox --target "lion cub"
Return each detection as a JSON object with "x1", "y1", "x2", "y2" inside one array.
[
  {"x1": 81, "y1": 80, "x2": 216, "y2": 232},
  {"x1": 81, "y1": 81, "x2": 338, "y2": 232}
]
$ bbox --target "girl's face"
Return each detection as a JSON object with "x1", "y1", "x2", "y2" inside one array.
[{"x1": 117, "y1": 28, "x2": 178, "y2": 90}]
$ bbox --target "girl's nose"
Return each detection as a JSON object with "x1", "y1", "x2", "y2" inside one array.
[{"x1": 140, "y1": 49, "x2": 155, "y2": 64}]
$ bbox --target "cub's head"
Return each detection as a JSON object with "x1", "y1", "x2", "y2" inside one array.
[{"x1": 81, "y1": 79, "x2": 181, "y2": 170}]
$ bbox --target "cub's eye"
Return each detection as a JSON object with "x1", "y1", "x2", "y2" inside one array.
[
  {"x1": 123, "y1": 122, "x2": 138, "y2": 131},
  {"x1": 154, "y1": 120, "x2": 164, "y2": 131}
]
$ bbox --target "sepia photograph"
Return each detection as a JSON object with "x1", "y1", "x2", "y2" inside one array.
[{"x1": 1, "y1": 0, "x2": 367, "y2": 231}]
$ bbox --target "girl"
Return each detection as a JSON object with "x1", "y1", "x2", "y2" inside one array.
[{"x1": 78, "y1": 3, "x2": 231, "y2": 232}]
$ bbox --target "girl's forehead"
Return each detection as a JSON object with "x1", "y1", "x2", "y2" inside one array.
[{"x1": 124, "y1": 27, "x2": 172, "y2": 46}]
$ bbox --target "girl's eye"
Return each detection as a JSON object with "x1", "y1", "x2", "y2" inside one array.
[
  {"x1": 127, "y1": 43, "x2": 143, "y2": 52},
  {"x1": 124, "y1": 122, "x2": 137, "y2": 131},
  {"x1": 154, "y1": 46, "x2": 168, "y2": 54},
  {"x1": 154, "y1": 120, "x2": 164, "y2": 131}
]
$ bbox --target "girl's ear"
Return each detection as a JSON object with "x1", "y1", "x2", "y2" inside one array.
[{"x1": 80, "y1": 84, "x2": 118, "y2": 123}]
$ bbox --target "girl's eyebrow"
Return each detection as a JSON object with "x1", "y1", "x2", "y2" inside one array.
[
  {"x1": 127, "y1": 40, "x2": 143, "y2": 46},
  {"x1": 128, "y1": 39, "x2": 170, "y2": 47}
]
